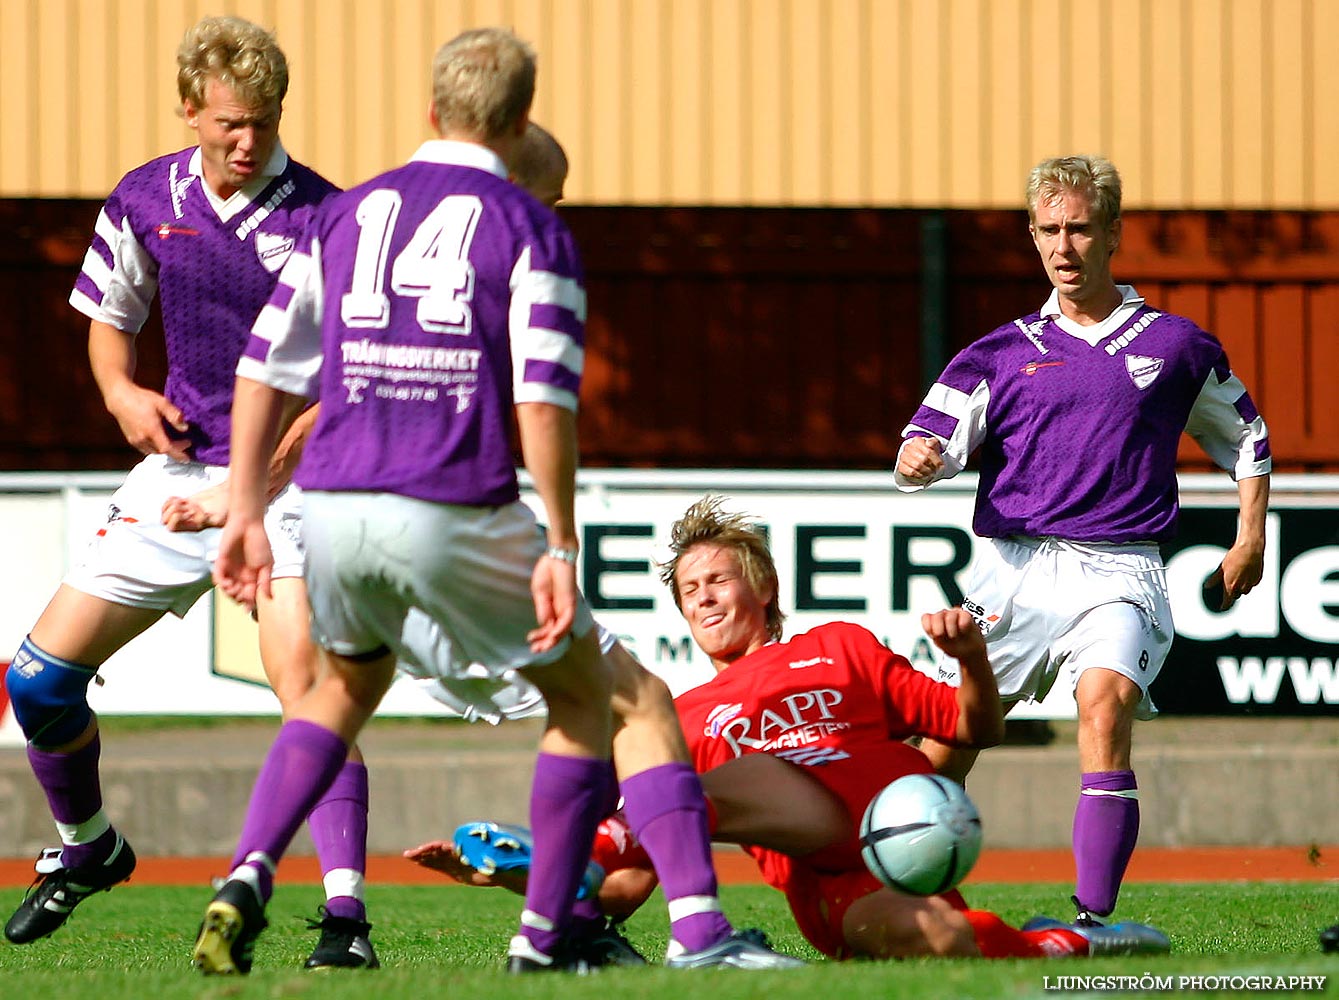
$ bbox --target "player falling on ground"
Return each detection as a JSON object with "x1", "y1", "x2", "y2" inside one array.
[
  {"x1": 193, "y1": 30, "x2": 798, "y2": 975},
  {"x1": 409, "y1": 496, "x2": 1170, "y2": 960},
  {"x1": 2, "y1": 16, "x2": 379, "y2": 969},
  {"x1": 897, "y1": 155, "x2": 1271, "y2": 927}
]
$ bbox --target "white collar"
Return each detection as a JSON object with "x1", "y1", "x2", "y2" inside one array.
[
  {"x1": 188, "y1": 141, "x2": 290, "y2": 221},
  {"x1": 1040, "y1": 284, "x2": 1146, "y2": 347},
  {"x1": 409, "y1": 140, "x2": 508, "y2": 179}
]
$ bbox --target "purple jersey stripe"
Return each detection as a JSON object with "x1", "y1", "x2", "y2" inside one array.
[
  {"x1": 524, "y1": 358, "x2": 581, "y2": 395},
  {"x1": 73, "y1": 272, "x2": 104, "y2": 307},
  {"x1": 268, "y1": 282, "x2": 296, "y2": 313},
  {"x1": 909, "y1": 409, "x2": 958, "y2": 440},
  {"x1": 89, "y1": 235, "x2": 115, "y2": 271},
  {"x1": 1233, "y1": 391, "x2": 1261, "y2": 424},
  {"x1": 242, "y1": 334, "x2": 271, "y2": 364},
  {"x1": 529, "y1": 303, "x2": 582, "y2": 341}
]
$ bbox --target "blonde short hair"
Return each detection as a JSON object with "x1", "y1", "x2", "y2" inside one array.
[
  {"x1": 1027, "y1": 155, "x2": 1122, "y2": 228},
  {"x1": 431, "y1": 27, "x2": 535, "y2": 141},
  {"x1": 176, "y1": 16, "x2": 288, "y2": 111},
  {"x1": 659, "y1": 496, "x2": 785, "y2": 643}
]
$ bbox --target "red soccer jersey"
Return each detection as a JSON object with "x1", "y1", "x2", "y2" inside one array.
[
  {"x1": 675, "y1": 621, "x2": 960, "y2": 776},
  {"x1": 674, "y1": 622, "x2": 966, "y2": 955}
]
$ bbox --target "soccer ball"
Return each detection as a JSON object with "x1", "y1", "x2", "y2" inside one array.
[{"x1": 859, "y1": 773, "x2": 983, "y2": 896}]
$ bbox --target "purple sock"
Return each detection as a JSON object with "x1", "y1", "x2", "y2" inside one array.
[
  {"x1": 570, "y1": 896, "x2": 605, "y2": 936},
  {"x1": 520, "y1": 753, "x2": 613, "y2": 959},
  {"x1": 28, "y1": 735, "x2": 117, "y2": 868},
  {"x1": 1073, "y1": 769, "x2": 1140, "y2": 917},
  {"x1": 229, "y1": 720, "x2": 349, "y2": 904},
  {"x1": 308, "y1": 759, "x2": 369, "y2": 921},
  {"x1": 621, "y1": 762, "x2": 731, "y2": 952}
]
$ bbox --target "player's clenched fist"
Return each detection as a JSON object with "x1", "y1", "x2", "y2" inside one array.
[
  {"x1": 896, "y1": 436, "x2": 945, "y2": 484},
  {"x1": 921, "y1": 607, "x2": 986, "y2": 663}
]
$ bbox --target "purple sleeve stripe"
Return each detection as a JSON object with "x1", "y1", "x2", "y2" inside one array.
[
  {"x1": 89, "y1": 236, "x2": 114, "y2": 271},
  {"x1": 241, "y1": 334, "x2": 271, "y2": 364},
  {"x1": 1212, "y1": 359, "x2": 1233, "y2": 384},
  {"x1": 1254, "y1": 438, "x2": 1272, "y2": 462},
  {"x1": 1232, "y1": 392, "x2": 1261, "y2": 424},
  {"x1": 73, "y1": 272, "x2": 104, "y2": 306},
  {"x1": 529, "y1": 303, "x2": 583, "y2": 341},
  {"x1": 268, "y1": 282, "x2": 296, "y2": 313},
  {"x1": 524, "y1": 359, "x2": 581, "y2": 395},
  {"x1": 909, "y1": 408, "x2": 958, "y2": 440}
]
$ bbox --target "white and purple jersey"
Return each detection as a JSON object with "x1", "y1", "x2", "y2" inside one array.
[
  {"x1": 69, "y1": 144, "x2": 336, "y2": 466},
  {"x1": 240, "y1": 140, "x2": 586, "y2": 506},
  {"x1": 898, "y1": 285, "x2": 1271, "y2": 543}
]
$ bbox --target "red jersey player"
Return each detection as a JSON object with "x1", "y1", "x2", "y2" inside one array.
[{"x1": 411, "y1": 496, "x2": 1170, "y2": 960}]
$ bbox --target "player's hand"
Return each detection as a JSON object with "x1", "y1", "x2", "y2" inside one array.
[
  {"x1": 105, "y1": 384, "x2": 191, "y2": 462},
  {"x1": 162, "y1": 482, "x2": 229, "y2": 532},
  {"x1": 212, "y1": 516, "x2": 273, "y2": 613},
  {"x1": 897, "y1": 436, "x2": 945, "y2": 484},
  {"x1": 403, "y1": 841, "x2": 528, "y2": 893},
  {"x1": 922, "y1": 607, "x2": 987, "y2": 663},
  {"x1": 1208, "y1": 542, "x2": 1266, "y2": 611},
  {"x1": 528, "y1": 552, "x2": 578, "y2": 653}
]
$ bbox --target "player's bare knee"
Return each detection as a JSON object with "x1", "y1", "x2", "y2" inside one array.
[
  {"x1": 266, "y1": 673, "x2": 318, "y2": 714},
  {"x1": 920, "y1": 739, "x2": 978, "y2": 785}
]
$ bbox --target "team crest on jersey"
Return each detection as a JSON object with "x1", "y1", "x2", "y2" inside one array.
[
  {"x1": 255, "y1": 232, "x2": 296, "y2": 273},
  {"x1": 1125, "y1": 354, "x2": 1164, "y2": 389},
  {"x1": 704, "y1": 703, "x2": 744, "y2": 738}
]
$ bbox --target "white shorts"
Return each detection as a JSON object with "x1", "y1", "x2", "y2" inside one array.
[
  {"x1": 406, "y1": 618, "x2": 618, "y2": 724},
  {"x1": 64, "y1": 454, "x2": 305, "y2": 617},
  {"x1": 301, "y1": 491, "x2": 594, "y2": 679},
  {"x1": 937, "y1": 536, "x2": 1173, "y2": 720}
]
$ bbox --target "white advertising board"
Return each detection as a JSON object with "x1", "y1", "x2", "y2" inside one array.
[{"x1": 1, "y1": 469, "x2": 1335, "y2": 744}]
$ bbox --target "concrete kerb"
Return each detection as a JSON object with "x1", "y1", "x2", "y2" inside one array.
[{"x1": 1, "y1": 717, "x2": 1337, "y2": 858}]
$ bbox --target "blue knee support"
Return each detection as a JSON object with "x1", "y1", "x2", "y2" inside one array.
[{"x1": 5, "y1": 638, "x2": 96, "y2": 747}]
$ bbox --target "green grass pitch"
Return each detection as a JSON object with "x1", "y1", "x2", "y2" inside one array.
[{"x1": 0, "y1": 882, "x2": 1332, "y2": 998}]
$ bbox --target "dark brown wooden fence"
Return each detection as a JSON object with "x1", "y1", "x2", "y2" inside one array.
[{"x1": 2, "y1": 200, "x2": 1335, "y2": 471}]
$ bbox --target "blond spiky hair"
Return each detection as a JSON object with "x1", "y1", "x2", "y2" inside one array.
[{"x1": 659, "y1": 495, "x2": 785, "y2": 642}]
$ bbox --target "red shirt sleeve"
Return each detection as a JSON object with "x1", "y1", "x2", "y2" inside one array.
[{"x1": 842, "y1": 624, "x2": 960, "y2": 743}]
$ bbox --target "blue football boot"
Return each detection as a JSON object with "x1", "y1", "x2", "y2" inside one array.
[{"x1": 452, "y1": 821, "x2": 605, "y2": 901}]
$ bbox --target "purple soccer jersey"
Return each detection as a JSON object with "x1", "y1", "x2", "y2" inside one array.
[
  {"x1": 241, "y1": 141, "x2": 586, "y2": 506},
  {"x1": 70, "y1": 146, "x2": 337, "y2": 466},
  {"x1": 901, "y1": 289, "x2": 1271, "y2": 543}
]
